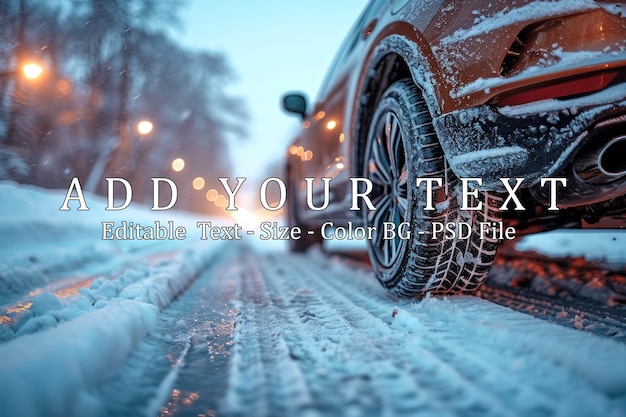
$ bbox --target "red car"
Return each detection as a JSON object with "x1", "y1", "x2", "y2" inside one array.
[{"x1": 282, "y1": 0, "x2": 626, "y2": 296}]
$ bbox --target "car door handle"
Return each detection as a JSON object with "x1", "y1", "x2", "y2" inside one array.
[{"x1": 363, "y1": 19, "x2": 378, "y2": 38}]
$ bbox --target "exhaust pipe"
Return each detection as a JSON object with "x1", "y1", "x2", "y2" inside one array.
[
  {"x1": 574, "y1": 135, "x2": 626, "y2": 184},
  {"x1": 599, "y1": 136, "x2": 626, "y2": 177}
]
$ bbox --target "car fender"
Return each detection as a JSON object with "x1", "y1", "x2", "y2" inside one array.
[{"x1": 351, "y1": 31, "x2": 445, "y2": 178}]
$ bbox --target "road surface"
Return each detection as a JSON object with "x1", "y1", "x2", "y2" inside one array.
[{"x1": 1, "y1": 241, "x2": 626, "y2": 417}]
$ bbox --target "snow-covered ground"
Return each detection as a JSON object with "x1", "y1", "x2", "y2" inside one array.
[
  {"x1": 1, "y1": 181, "x2": 626, "y2": 416},
  {"x1": 0, "y1": 181, "x2": 223, "y2": 415},
  {"x1": 517, "y1": 229, "x2": 626, "y2": 266}
]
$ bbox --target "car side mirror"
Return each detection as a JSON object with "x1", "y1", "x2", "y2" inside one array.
[{"x1": 281, "y1": 93, "x2": 307, "y2": 119}]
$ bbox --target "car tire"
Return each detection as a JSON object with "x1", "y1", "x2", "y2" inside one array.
[
  {"x1": 287, "y1": 172, "x2": 323, "y2": 252},
  {"x1": 362, "y1": 79, "x2": 501, "y2": 295}
]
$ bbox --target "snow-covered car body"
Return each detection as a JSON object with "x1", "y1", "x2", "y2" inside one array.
[{"x1": 282, "y1": 0, "x2": 626, "y2": 296}]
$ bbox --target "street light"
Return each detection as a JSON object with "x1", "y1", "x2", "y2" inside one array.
[
  {"x1": 0, "y1": 62, "x2": 44, "y2": 80},
  {"x1": 136, "y1": 119, "x2": 154, "y2": 135},
  {"x1": 22, "y1": 63, "x2": 43, "y2": 80}
]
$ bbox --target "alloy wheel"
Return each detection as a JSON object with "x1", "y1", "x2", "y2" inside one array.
[{"x1": 365, "y1": 111, "x2": 409, "y2": 269}]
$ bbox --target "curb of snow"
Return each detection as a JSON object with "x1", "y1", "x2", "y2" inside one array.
[{"x1": 0, "y1": 243, "x2": 217, "y2": 417}]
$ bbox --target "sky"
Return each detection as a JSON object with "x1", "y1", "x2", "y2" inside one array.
[{"x1": 174, "y1": 0, "x2": 369, "y2": 180}]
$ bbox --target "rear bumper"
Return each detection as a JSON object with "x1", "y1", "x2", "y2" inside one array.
[{"x1": 433, "y1": 82, "x2": 626, "y2": 199}]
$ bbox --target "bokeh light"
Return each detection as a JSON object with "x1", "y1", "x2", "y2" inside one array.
[
  {"x1": 171, "y1": 158, "x2": 185, "y2": 172},
  {"x1": 206, "y1": 189, "x2": 218, "y2": 202},
  {"x1": 22, "y1": 63, "x2": 43, "y2": 80},
  {"x1": 137, "y1": 120, "x2": 154, "y2": 135},
  {"x1": 214, "y1": 195, "x2": 227, "y2": 208},
  {"x1": 192, "y1": 177, "x2": 205, "y2": 190}
]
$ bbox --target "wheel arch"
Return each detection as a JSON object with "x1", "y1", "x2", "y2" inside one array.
[{"x1": 352, "y1": 34, "x2": 444, "y2": 178}]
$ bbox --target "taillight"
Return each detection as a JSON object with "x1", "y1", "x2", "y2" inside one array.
[{"x1": 496, "y1": 71, "x2": 618, "y2": 107}]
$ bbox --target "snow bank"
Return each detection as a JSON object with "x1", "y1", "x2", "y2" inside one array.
[
  {"x1": 0, "y1": 180, "x2": 201, "y2": 257},
  {"x1": 0, "y1": 181, "x2": 221, "y2": 416},
  {"x1": 516, "y1": 230, "x2": 626, "y2": 266},
  {"x1": 0, "y1": 299, "x2": 158, "y2": 417},
  {"x1": 117, "y1": 246, "x2": 211, "y2": 309},
  {"x1": 0, "y1": 180, "x2": 216, "y2": 306},
  {"x1": 0, "y1": 243, "x2": 217, "y2": 417}
]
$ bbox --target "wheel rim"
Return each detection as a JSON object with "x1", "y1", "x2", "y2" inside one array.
[{"x1": 365, "y1": 111, "x2": 408, "y2": 269}]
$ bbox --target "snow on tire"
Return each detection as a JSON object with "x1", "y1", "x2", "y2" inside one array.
[{"x1": 362, "y1": 79, "x2": 501, "y2": 296}]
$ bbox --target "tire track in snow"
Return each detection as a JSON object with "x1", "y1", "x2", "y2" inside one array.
[
  {"x1": 303, "y1": 252, "x2": 559, "y2": 411},
  {"x1": 99, "y1": 244, "x2": 239, "y2": 417},
  {"x1": 261, "y1": 253, "x2": 527, "y2": 417},
  {"x1": 331, "y1": 248, "x2": 626, "y2": 341},
  {"x1": 215, "y1": 249, "x2": 626, "y2": 417},
  {"x1": 479, "y1": 282, "x2": 626, "y2": 342},
  {"x1": 307, "y1": 252, "x2": 626, "y2": 407},
  {"x1": 223, "y1": 248, "x2": 314, "y2": 417},
  {"x1": 96, "y1": 246, "x2": 626, "y2": 417}
]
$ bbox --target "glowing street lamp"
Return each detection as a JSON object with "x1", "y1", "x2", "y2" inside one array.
[
  {"x1": 0, "y1": 62, "x2": 45, "y2": 80},
  {"x1": 21, "y1": 63, "x2": 43, "y2": 80},
  {"x1": 136, "y1": 119, "x2": 154, "y2": 135}
]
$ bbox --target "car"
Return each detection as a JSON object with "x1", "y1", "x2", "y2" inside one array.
[{"x1": 281, "y1": 0, "x2": 626, "y2": 296}]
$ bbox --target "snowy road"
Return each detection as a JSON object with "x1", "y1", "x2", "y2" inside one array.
[{"x1": 3, "y1": 237, "x2": 626, "y2": 417}]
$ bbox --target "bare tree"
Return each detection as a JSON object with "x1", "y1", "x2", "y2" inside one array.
[{"x1": 0, "y1": 0, "x2": 248, "y2": 212}]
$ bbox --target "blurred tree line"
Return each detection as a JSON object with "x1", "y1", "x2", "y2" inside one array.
[{"x1": 0, "y1": 0, "x2": 247, "y2": 213}]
